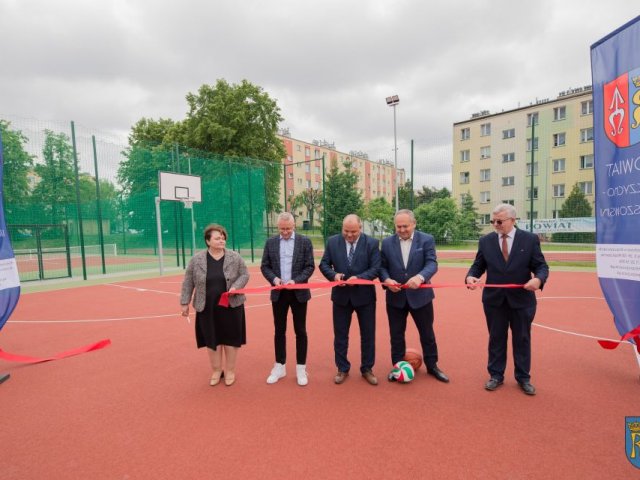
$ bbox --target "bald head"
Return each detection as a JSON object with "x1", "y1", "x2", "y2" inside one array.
[{"x1": 342, "y1": 214, "x2": 362, "y2": 243}]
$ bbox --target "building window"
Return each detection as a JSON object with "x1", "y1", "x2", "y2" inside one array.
[
  {"x1": 502, "y1": 176, "x2": 515, "y2": 186},
  {"x1": 480, "y1": 191, "x2": 491, "y2": 204},
  {"x1": 315, "y1": 181, "x2": 320, "y2": 189},
  {"x1": 480, "y1": 123, "x2": 491, "y2": 136},
  {"x1": 305, "y1": 147, "x2": 310, "y2": 156},
  {"x1": 480, "y1": 214, "x2": 491, "y2": 225},
  {"x1": 502, "y1": 152, "x2": 515, "y2": 163},
  {"x1": 460, "y1": 172, "x2": 470, "y2": 184},
  {"x1": 314, "y1": 149, "x2": 321, "y2": 159},
  {"x1": 502, "y1": 128, "x2": 515, "y2": 139},
  {"x1": 306, "y1": 180, "x2": 311, "y2": 188},
  {"x1": 553, "y1": 106, "x2": 566, "y2": 121},
  {"x1": 460, "y1": 150, "x2": 470, "y2": 162},
  {"x1": 461, "y1": 128, "x2": 470, "y2": 140},
  {"x1": 553, "y1": 184, "x2": 565, "y2": 197},
  {"x1": 304, "y1": 164, "x2": 310, "y2": 172},
  {"x1": 315, "y1": 166, "x2": 321, "y2": 174},
  {"x1": 297, "y1": 178, "x2": 302, "y2": 184},
  {"x1": 289, "y1": 189, "x2": 294, "y2": 196},
  {"x1": 580, "y1": 128, "x2": 594, "y2": 143},
  {"x1": 527, "y1": 137, "x2": 539, "y2": 151},
  {"x1": 526, "y1": 211, "x2": 539, "y2": 220},
  {"x1": 579, "y1": 181, "x2": 593, "y2": 195},
  {"x1": 526, "y1": 162, "x2": 539, "y2": 176},
  {"x1": 288, "y1": 172, "x2": 293, "y2": 178},
  {"x1": 581, "y1": 100, "x2": 593, "y2": 115},
  {"x1": 527, "y1": 187, "x2": 539, "y2": 200},
  {"x1": 552, "y1": 209, "x2": 561, "y2": 219},
  {"x1": 296, "y1": 145, "x2": 302, "y2": 152},
  {"x1": 553, "y1": 158, "x2": 566, "y2": 172},
  {"x1": 580, "y1": 154, "x2": 594, "y2": 169},
  {"x1": 502, "y1": 199, "x2": 515, "y2": 205},
  {"x1": 553, "y1": 133, "x2": 566, "y2": 147},
  {"x1": 480, "y1": 169, "x2": 491, "y2": 181},
  {"x1": 527, "y1": 112, "x2": 539, "y2": 126},
  {"x1": 480, "y1": 146, "x2": 491, "y2": 159}
]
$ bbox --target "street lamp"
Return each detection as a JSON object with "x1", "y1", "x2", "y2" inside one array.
[{"x1": 386, "y1": 95, "x2": 400, "y2": 212}]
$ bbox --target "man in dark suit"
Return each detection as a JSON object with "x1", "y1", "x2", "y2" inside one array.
[
  {"x1": 380, "y1": 209, "x2": 449, "y2": 383},
  {"x1": 466, "y1": 203, "x2": 549, "y2": 395},
  {"x1": 261, "y1": 212, "x2": 315, "y2": 386},
  {"x1": 319, "y1": 214, "x2": 381, "y2": 385}
]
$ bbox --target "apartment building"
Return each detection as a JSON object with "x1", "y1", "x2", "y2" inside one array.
[
  {"x1": 278, "y1": 132, "x2": 405, "y2": 226},
  {"x1": 452, "y1": 86, "x2": 595, "y2": 233}
]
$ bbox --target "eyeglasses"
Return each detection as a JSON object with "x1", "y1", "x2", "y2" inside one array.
[{"x1": 489, "y1": 218, "x2": 513, "y2": 225}]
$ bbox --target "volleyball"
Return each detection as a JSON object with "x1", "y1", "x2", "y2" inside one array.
[{"x1": 391, "y1": 361, "x2": 415, "y2": 383}]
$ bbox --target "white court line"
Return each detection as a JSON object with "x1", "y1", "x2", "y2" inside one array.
[
  {"x1": 8, "y1": 291, "x2": 331, "y2": 324},
  {"x1": 107, "y1": 283, "x2": 178, "y2": 296},
  {"x1": 539, "y1": 296, "x2": 604, "y2": 300},
  {"x1": 532, "y1": 322, "x2": 627, "y2": 346}
]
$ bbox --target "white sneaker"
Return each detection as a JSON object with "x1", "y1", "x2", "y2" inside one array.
[
  {"x1": 266, "y1": 362, "x2": 286, "y2": 384},
  {"x1": 296, "y1": 364, "x2": 308, "y2": 386}
]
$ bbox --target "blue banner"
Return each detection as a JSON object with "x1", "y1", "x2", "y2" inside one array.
[
  {"x1": 0, "y1": 130, "x2": 21, "y2": 332},
  {"x1": 591, "y1": 16, "x2": 640, "y2": 341}
]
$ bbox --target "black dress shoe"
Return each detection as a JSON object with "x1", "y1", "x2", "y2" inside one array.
[
  {"x1": 484, "y1": 378, "x2": 504, "y2": 391},
  {"x1": 427, "y1": 366, "x2": 450, "y2": 383},
  {"x1": 519, "y1": 382, "x2": 536, "y2": 396}
]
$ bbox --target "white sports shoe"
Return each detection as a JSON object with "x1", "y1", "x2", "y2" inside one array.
[
  {"x1": 296, "y1": 364, "x2": 308, "y2": 386},
  {"x1": 266, "y1": 362, "x2": 286, "y2": 384}
]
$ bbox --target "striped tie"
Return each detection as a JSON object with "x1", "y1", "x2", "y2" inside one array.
[{"x1": 348, "y1": 242, "x2": 355, "y2": 266}]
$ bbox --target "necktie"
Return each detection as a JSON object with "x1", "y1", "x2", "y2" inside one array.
[
  {"x1": 501, "y1": 234, "x2": 509, "y2": 261},
  {"x1": 348, "y1": 242, "x2": 355, "y2": 266}
]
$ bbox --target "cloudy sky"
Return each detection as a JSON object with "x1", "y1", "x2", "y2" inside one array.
[{"x1": 1, "y1": 0, "x2": 638, "y2": 189}]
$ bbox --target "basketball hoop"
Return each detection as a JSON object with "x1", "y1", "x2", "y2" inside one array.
[{"x1": 181, "y1": 198, "x2": 194, "y2": 209}]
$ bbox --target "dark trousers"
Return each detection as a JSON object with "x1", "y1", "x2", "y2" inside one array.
[
  {"x1": 271, "y1": 290, "x2": 308, "y2": 365},
  {"x1": 387, "y1": 302, "x2": 438, "y2": 368},
  {"x1": 483, "y1": 302, "x2": 536, "y2": 383},
  {"x1": 333, "y1": 300, "x2": 376, "y2": 374}
]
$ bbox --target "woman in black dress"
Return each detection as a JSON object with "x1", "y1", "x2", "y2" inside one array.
[{"x1": 180, "y1": 224, "x2": 249, "y2": 386}]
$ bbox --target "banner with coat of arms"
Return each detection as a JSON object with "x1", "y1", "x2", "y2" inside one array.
[{"x1": 591, "y1": 16, "x2": 640, "y2": 348}]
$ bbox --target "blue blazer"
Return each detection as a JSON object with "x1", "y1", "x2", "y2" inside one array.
[
  {"x1": 380, "y1": 230, "x2": 438, "y2": 309},
  {"x1": 260, "y1": 233, "x2": 315, "y2": 302},
  {"x1": 466, "y1": 229, "x2": 549, "y2": 309},
  {"x1": 319, "y1": 233, "x2": 380, "y2": 307}
]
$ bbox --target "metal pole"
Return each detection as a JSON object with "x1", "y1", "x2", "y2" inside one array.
[
  {"x1": 530, "y1": 121, "x2": 535, "y2": 232},
  {"x1": 227, "y1": 159, "x2": 236, "y2": 251},
  {"x1": 247, "y1": 165, "x2": 255, "y2": 263},
  {"x1": 393, "y1": 104, "x2": 399, "y2": 212},
  {"x1": 410, "y1": 139, "x2": 414, "y2": 210},
  {"x1": 92, "y1": 136, "x2": 106, "y2": 274},
  {"x1": 188, "y1": 157, "x2": 195, "y2": 255},
  {"x1": 70, "y1": 121, "x2": 87, "y2": 280},
  {"x1": 283, "y1": 160, "x2": 288, "y2": 212}
]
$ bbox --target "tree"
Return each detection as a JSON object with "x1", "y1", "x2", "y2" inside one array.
[
  {"x1": 395, "y1": 180, "x2": 416, "y2": 210},
  {"x1": 416, "y1": 186, "x2": 451, "y2": 206},
  {"x1": 323, "y1": 162, "x2": 363, "y2": 238},
  {"x1": 293, "y1": 188, "x2": 322, "y2": 229},
  {"x1": 414, "y1": 198, "x2": 461, "y2": 244},
  {"x1": 459, "y1": 193, "x2": 481, "y2": 240},
  {"x1": 362, "y1": 197, "x2": 394, "y2": 240},
  {"x1": 0, "y1": 120, "x2": 34, "y2": 214},
  {"x1": 552, "y1": 183, "x2": 594, "y2": 243},
  {"x1": 32, "y1": 130, "x2": 76, "y2": 224}
]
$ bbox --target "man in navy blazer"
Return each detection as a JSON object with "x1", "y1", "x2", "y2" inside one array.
[
  {"x1": 319, "y1": 214, "x2": 381, "y2": 385},
  {"x1": 261, "y1": 212, "x2": 315, "y2": 386},
  {"x1": 466, "y1": 203, "x2": 549, "y2": 396},
  {"x1": 380, "y1": 209, "x2": 449, "y2": 383}
]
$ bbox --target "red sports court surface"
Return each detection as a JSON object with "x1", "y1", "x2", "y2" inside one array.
[{"x1": 1, "y1": 266, "x2": 638, "y2": 479}]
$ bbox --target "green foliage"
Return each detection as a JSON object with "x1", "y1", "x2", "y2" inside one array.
[
  {"x1": 416, "y1": 186, "x2": 450, "y2": 205},
  {"x1": 459, "y1": 193, "x2": 481, "y2": 240},
  {"x1": 415, "y1": 197, "x2": 462, "y2": 243},
  {"x1": 552, "y1": 183, "x2": 595, "y2": 243},
  {"x1": 396, "y1": 180, "x2": 417, "y2": 210},
  {"x1": 0, "y1": 120, "x2": 34, "y2": 208},
  {"x1": 362, "y1": 197, "x2": 394, "y2": 239},
  {"x1": 293, "y1": 188, "x2": 322, "y2": 229},
  {"x1": 323, "y1": 162, "x2": 363, "y2": 238}
]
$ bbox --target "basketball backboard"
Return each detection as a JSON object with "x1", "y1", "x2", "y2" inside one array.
[{"x1": 158, "y1": 171, "x2": 202, "y2": 202}]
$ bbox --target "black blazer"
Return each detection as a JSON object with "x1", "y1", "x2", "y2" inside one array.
[
  {"x1": 319, "y1": 233, "x2": 380, "y2": 307},
  {"x1": 260, "y1": 233, "x2": 315, "y2": 302},
  {"x1": 466, "y1": 229, "x2": 549, "y2": 309}
]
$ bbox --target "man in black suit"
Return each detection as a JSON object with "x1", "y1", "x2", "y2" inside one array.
[
  {"x1": 319, "y1": 214, "x2": 381, "y2": 385},
  {"x1": 380, "y1": 209, "x2": 449, "y2": 383},
  {"x1": 261, "y1": 212, "x2": 315, "y2": 386},
  {"x1": 466, "y1": 204, "x2": 549, "y2": 395}
]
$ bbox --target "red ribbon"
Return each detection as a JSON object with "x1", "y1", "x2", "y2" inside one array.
[
  {"x1": 0, "y1": 339, "x2": 111, "y2": 364},
  {"x1": 218, "y1": 280, "x2": 524, "y2": 307},
  {"x1": 597, "y1": 325, "x2": 640, "y2": 353}
]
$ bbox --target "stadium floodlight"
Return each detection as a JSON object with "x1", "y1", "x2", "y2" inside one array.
[{"x1": 386, "y1": 95, "x2": 400, "y2": 211}]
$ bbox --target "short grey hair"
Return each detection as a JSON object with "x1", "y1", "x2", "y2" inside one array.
[
  {"x1": 492, "y1": 203, "x2": 517, "y2": 219},
  {"x1": 343, "y1": 213, "x2": 363, "y2": 227},
  {"x1": 394, "y1": 209, "x2": 416, "y2": 223},
  {"x1": 277, "y1": 212, "x2": 295, "y2": 223}
]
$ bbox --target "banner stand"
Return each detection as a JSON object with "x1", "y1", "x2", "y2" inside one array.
[{"x1": 0, "y1": 373, "x2": 9, "y2": 384}]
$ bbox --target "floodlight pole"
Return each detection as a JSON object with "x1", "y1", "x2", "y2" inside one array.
[
  {"x1": 386, "y1": 95, "x2": 400, "y2": 212},
  {"x1": 155, "y1": 197, "x2": 164, "y2": 275}
]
